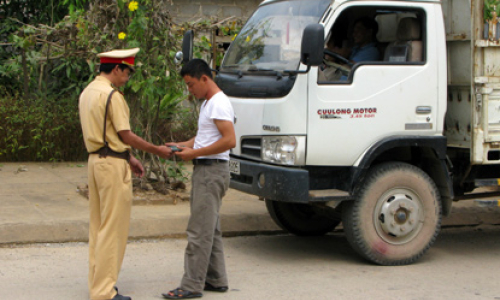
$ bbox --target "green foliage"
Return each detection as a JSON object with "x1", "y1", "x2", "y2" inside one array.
[
  {"x1": 191, "y1": 20, "x2": 242, "y2": 68},
  {"x1": 0, "y1": 0, "x2": 69, "y2": 25},
  {"x1": 484, "y1": 0, "x2": 500, "y2": 21},
  {"x1": 62, "y1": 0, "x2": 89, "y2": 15},
  {"x1": 72, "y1": 0, "x2": 188, "y2": 149},
  {"x1": 0, "y1": 0, "x2": 72, "y2": 92},
  {"x1": 164, "y1": 160, "x2": 190, "y2": 184},
  {"x1": 0, "y1": 96, "x2": 86, "y2": 161},
  {"x1": 0, "y1": 0, "x2": 243, "y2": 168}
]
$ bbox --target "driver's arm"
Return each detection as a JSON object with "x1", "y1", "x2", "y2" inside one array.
[{"x1": 330, "y1": 46, "x2": 351, "y2": 59}]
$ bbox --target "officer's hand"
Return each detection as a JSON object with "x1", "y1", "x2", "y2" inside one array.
[
  {"x1": 129, "y1": 156, "x2": 145, "y2": 178},
  {"x1": 157, "y1": 145, "x2": 173, "y2": 159}
]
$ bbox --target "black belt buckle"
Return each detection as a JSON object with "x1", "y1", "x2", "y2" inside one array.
[{"x1": 99, "y1": 147, "x2": 109, "y2": 159}]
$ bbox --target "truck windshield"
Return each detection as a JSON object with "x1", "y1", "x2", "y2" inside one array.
[{"x1": 221, "y1": 0, "x2": 331, "y2": 73}]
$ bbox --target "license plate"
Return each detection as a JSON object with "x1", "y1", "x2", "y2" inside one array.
[{"x1": 229, "y1": 160, "x2": 240, "y2": 175}]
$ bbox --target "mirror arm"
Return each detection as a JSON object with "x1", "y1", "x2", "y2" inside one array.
[{"x1": 283, "y1": 64, "x2": 311, "y2": 75}]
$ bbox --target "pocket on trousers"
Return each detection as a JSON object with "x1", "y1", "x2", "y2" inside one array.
[{"x1": 123, "y1": 160, "x2": 131, "y2": 184}]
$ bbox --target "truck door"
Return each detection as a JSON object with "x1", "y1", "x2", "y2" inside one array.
[{"x1": 307, "y1": 3, "x2": 443, "y2": 167}]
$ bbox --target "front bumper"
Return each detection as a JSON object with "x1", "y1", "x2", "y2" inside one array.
[{"x1": 229, "y1": 156, "x2": 309, "y2": 203}]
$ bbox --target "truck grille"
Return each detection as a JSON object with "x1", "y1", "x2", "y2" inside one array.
[{"x1": 241, "y1": 137, "x2": 262, "y2": 160}]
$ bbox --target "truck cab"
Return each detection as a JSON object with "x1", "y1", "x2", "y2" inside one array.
[{"x1": 225, "y1": 0, "x2": 447, "y2": 196}]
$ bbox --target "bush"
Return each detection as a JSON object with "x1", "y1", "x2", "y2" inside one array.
[
  {"x1": 0, "y1": 96, "x2": 86, "y2": 161},
  {"x1": 0, "y1": 0, "x2": 241, "y2": 168}
]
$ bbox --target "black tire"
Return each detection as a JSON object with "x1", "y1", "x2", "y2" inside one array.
[
  {"x1": 265, "y1": 199, "x2": 340, "y2": 236},
  {"x1": 342, "y1": 162, "x2": 442, "y2": 265}
]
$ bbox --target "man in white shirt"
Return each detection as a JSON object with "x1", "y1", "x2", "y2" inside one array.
[{"x1": 162, "y1": 59, "x2": 236, "y2": 299}]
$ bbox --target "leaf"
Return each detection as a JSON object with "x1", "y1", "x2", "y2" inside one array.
[
  {"x1": 117, "y1": 0, "x2": 125, "y2": 10},
  {"x1": 131, "y1": 81, "x2": 142, "y2": 93}
]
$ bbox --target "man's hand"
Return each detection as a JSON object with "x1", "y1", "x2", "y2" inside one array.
[
  {"x1": 174, "y1": 146, "x2": 196, "y2": 161},
  {"x1": 129, "y1": 156, "x2": 145, "y2": 178},
  {"x1": 166, "y1": 142, "x2": 195, "y2": 161},
  {"x1": 165, "y1": 137, "x2": 195, "y2": 149}
]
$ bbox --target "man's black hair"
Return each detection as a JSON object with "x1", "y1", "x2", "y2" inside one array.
[
  {"x1": 99, "y1": 63, "x2": 132, "y2": 74},
  {"x1": 180, "y1": 58, "x2": 213, "y2": 80},
  {"x1": 354, "y1": 16, "x2": 379, "y2": 40}
]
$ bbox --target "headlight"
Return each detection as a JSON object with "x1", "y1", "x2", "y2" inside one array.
[{"x1": 262, "y1": 136, "x2": 306, "y2": 165}]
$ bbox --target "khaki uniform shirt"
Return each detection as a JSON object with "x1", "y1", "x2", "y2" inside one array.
[{"x1": 79, "y1": 76, "x2": 131, "y2": 153}]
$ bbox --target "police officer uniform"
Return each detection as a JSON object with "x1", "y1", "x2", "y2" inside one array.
[{"x1": 79, "y1": 48, "x2": 139, "y2": 300}]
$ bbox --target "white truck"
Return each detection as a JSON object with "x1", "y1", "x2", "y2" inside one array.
[{"x1": 179, "y1": 0, "x2": 500, "y2": 265}]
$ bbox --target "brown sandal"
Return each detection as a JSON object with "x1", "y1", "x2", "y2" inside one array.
[{"x1": 162, "y1": 288, "x2": 202, "y2": 299}]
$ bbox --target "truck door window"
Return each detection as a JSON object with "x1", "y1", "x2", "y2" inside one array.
[
  {"x1": 318, "y1": 7, "x2": 426, "y2": 84},
  {"x1": 380, "y1": 14, "x2": 424, "y2": 63}
]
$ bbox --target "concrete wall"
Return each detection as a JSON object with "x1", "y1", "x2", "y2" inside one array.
[{"x1": 167, "y1": 0, "x2": 262, "y2": 23}]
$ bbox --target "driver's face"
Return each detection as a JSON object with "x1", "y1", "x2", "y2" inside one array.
[{"x1": 352, "y1": 22, "x2": 372, "y2": 46}]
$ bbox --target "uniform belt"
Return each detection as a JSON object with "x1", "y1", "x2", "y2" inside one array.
[
  {"x1": 90, "y1": 147, "x2": 130, "y2": 162},
  {"x1": 192, "y1": 159, "x2": 228, "y2": 165}
]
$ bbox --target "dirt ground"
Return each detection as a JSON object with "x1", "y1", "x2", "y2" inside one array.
[
  {"x1": 131, "y1": 179, "x2": 191, "y2": 205},
  {"x1": 76, "y1": 170, "x2": 193, "y2": 206}
]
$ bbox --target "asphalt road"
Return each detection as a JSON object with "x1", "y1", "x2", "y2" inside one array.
[{"x1": 1, "y1": 225, "x2": 500, "y2": 300}]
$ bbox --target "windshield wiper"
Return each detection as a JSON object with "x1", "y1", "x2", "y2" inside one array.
[
  {"x1": 221, "y1": 64, "x2": 241, "y2": 69},
  {"x1": 220, "y1": 66, "x2": 294, "y2": 80},
  {"x1": 247, "y1": 68, "x2": 274, "y2": 72},
  {"x1": 247, "y1": 68, "x2": 285, "y2": 79}
]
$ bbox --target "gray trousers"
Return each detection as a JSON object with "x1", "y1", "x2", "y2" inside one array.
[{"x1": 180, "y1": 162, "x2": 230, "y2": 293}]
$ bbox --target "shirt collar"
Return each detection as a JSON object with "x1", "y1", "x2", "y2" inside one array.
[
  {"x1": 95, "y1": 75, "x2": 112, "y2": 86},
  {"x1": 95, "y1": 75, "x2": 122, "y2": 93}
]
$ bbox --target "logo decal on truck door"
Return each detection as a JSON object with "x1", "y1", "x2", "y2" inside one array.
[{"x1": 318, "y1": 107, "x2": 378, "y2": 119}]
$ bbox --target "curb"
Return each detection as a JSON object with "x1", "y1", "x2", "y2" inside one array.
[
  {"x1": 0, "y1": 213, "x2": 281, "y2": 245},
  {"x1": 1, "y1": 205, "x2": 498, "y2": 245},
  {"x1": 442, "y1": 206, "x2": 500, "y2": 227}
]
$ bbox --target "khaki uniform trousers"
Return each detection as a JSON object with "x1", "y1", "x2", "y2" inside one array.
[
  {"x1": 87, "y1": 154, "x2": 132, "y2": 300},
  {"x1": 180, "y1": 162, "x2": 230, "y2": 293}
]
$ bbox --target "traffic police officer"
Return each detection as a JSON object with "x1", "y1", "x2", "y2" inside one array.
[{"x1": 79, "y1": 48, "x2": 172, "y2": 300}]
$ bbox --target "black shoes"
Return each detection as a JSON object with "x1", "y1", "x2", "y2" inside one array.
[
  {"x1": 204, "y1": 282, "x2": 228, "y2": 293},
  {"x1": 111, "y1": 293, "x2": 131, "y2": 300},
  {"x1": 107, "y1": 283, "x2": 226, "y2": 300}
]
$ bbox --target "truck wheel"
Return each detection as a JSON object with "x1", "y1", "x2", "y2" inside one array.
[
  {"x1": 342, "y1": 162, "x2": 441, "y2": 265},
  {"x1": 265, "y1": 199, "x2": 340, "y2": 236}
]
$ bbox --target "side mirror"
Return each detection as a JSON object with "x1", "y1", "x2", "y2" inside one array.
[
  {"x1": 300, "y1": 24, "x2": 324, "y2": 66},
  {"x1": 175, "y1": 30, "x2": 194, "y2": 65}
]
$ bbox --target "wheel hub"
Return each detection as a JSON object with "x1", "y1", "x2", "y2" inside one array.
[
  {"x1": 396, "y1": 211, "x2": 407, "y2": 223},
  {"x1": 379, "y1": 193, "x2": 420, "y2": 238}
]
